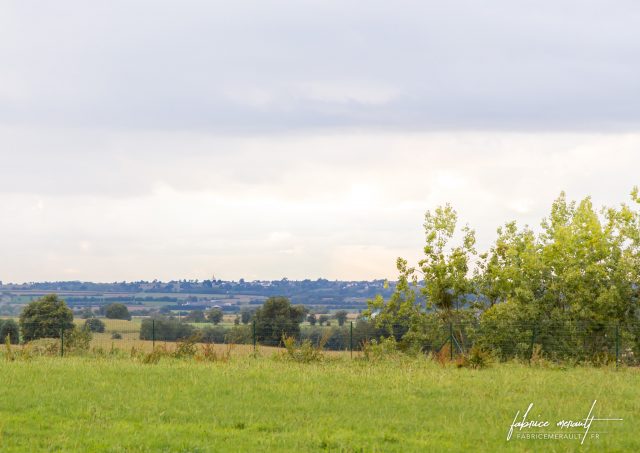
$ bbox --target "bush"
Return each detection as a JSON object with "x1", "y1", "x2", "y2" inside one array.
[
  {"x1": 140, "y1": 317, "x2": 195, "y2": 341},
  {"x1": 83, "y1": 318, "x2": 106, "y2": 333},
  {"x1": 104, "y1": 303, "x2": 131, "y2": 321},
  {"x1": 111, "y1": 332, "x2": 122, "y2": 340},
  {"x1": 65, "y1": 326, "x2": 92, "y2": 353},
  {"x1": 19, "y1": 295, "x2": 74, "y2": 341},
  {"x1": 0, "y1": 319, "x2": 20, "y2": 345}
]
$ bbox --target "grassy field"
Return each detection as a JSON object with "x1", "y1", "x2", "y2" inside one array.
[{"x1": 0, "y1": 355, "x2": 637, "y2": 452}]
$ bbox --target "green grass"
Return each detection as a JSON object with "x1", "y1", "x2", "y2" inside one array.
[{"x1": 0, "y1": 356, "x2": 638, "y2": 452}]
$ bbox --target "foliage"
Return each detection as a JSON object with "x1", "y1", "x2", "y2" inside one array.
[
  {"x1": 140, "y1": 317, "x2": 195, "y2": 341},
  {"x1": 334, "y1": 310, "x2": 348, "y2": 326},
  {"x1": 253, "y1": 297, "x2": 307, "y2": 346},
  {"x1": 240, "y1": 308, "x2": 252, "y2": 324},
  {"x1": 19, "y1": 294, "x2": 74, "y2": 341},
  {"x1": 368, "y1": 189, "x2": 640, "y2": 361},
  {"x1": 206, "y1": 308, "x2": 224, "y2": 324},
  {"x1": 65, "y1": 326, "x2": 92, "y2": 353},
  {"x1": 281, "y1": 333, "x2": 328, "y2": 363},
  {"x1": 83, "y1": 317, "x2": 106, "y2": 333},
  {"x1": 0, "y1": 319, "x2": 20, "y2": 344},
  {"x1": 104, "y1": 303, "x2": 132, "y2": 320}
]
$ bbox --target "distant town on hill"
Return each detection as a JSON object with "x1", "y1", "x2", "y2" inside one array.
[{"x1": 0, "y1": 279, "x2": 396, "y2": 316}]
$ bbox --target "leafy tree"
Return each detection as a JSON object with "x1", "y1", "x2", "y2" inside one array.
[
  {"x1": 307, "y1": 313, "x2": 317, "y2": 326},
  {"x1": 318, "y1": 315, "x2": 329, "y2": 326},
  {"x1": 207, "y1": 308, "x2": 224, "y2": 324},
  {"x1": 80, "y1": 307, "x2": 95, "y2": 319},
  {"x1": 240, "y1": 308, "x2": 252, "y2": 324},
  {"x1": 104, "y1": 303, "x2": 131, "y2": 321},
  {"x1": 0, "y1": 319, "x2": 19, "y2": 344},
  {"x1": 83, "y1": 317, "x2": 106, "y2": 333},
  {"x1": 334, "y1": 310, "x2": 348, "y2": 326},
  {"x1": 19, "y1": 294, "x2": 74, "y2": 341},
  {"x1": 185, "y1": 309, "x2": 206, "y2": 323},
  {"x1": 253, "y1": 297, "x2": 306, "y2": 346}
]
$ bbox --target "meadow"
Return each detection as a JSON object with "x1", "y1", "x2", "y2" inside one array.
[{"x1": 0, "y1": 353, "x2": 637, "y2": 452}]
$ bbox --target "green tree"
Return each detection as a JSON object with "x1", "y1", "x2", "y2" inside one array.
[
  {"x1": 240, "y1": 308, "x2": 252, "y2": 324},
  {"x1": 19, "y1": 294, "x2": 74, "y2": 341},
  {"x1": 0, "y1": 319, "x2": 19, "y2": 344},
  {"x1": 83, "y1": 317, "x2": 106, "y2": 333},
  {"x1": 318, "y1": 315, "x2": 329, "y2": 326},
  {"x1": 207, "y1": 308, "x2": 224, "y2": 324},
  {"x1": 307, "y1": 313, "x2": 317, "y2": 326},
  {"x1": 104, "y1": 303, "x2": 131, "y2": 321},
  {"x1": 334, "y1": 310, "x2": 348, "y2": 326},
  {"x1": 253, "y1": 297, "x2": 306, "y2": 346},
  {"x1": 367, "y1": 204, "x2": 476, "y2": 346}
]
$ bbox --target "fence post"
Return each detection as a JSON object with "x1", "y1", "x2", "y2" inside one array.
[
  {"x1": 152, "y1": 319, "x2": 156, "y2": 350},
  {"x1": 529, "y1": 326, "x2": 537, "y2": 363},
  {"x1": 60, "y1": 327, "x2": 64, "y2": 357},
  {"x1": 615, "y1": 324, "x2": 620, "y2": 369},
  {"x1": 252, "y1": 320, "x2": 257, "y2": 353},
  {"x1": 449, "y1": 322, "x2": 454, "y2": 361},
  {"x1": 350, "y1": 321, "x2": 353, "y2": 359}
]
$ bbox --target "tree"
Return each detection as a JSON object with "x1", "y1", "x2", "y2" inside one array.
[
  {"x1": 307, "y1": 313, "x2": 317, "y2": 326},
  {"x1": 240, "y1": 308, "x2": 252, "y2": 324},
  {"x1": 334, "y1": 310, "x2": 348, "y2": 326},
  {"x1": 318, "y1": 315, "x2": 329, "y2": 326},
  {"x1": 0, "y1": 319, "x2": 19, "y2": 344},
  {"x1": 80, "y1": 307, "x2": 94, "y2": 319},
  {"x1": 19, "y1": 294, "x2": 74, "y2": 341},
  {"x1": 105, "y1": 303, "x2": 131, "y2": 320},
  {"x1": 185, "y1": 309, "x2": 206, "y2": 323},
  {"x1": 83, "y1": 317, "x2": 106, "y2": 333},
  {"x1": 207, "y1": 308, "x2": 224, "y2": 324},
  {"x1": 253, "y1": 297, "x2": 307, "y2": 346}
]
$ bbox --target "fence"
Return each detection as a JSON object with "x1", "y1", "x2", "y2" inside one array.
[{"x1": 1, "y1": 316, "x2": 638, "y2": 365}]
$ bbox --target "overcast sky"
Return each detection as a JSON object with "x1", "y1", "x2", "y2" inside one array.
[{"x1": 1, "y1": 1, "x2": 639, "y2": 282}]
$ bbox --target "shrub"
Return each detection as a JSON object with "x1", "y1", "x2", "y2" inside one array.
[
  {"x1": 111, "y1": 332, "x2": 122, "y2": 340},
  {"x1": 65, "y1": 326, "x2": 92, "y2": 352},
  {"x1": 140, "y1": 317, "x2": 195, "y2": 341},
  {"x1": 83, "y1": 318, "x2": 106, "y2": 333},
  {"x1": 281, "y1": 333, "x2": 327, "y2": 363}
]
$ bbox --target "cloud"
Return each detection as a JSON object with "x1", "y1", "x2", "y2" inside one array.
[
  {"x1": 0, "y1": 0, "x2": 639, "y2": 132},
  {"x1": 1, "y1": 130, "x2": 639, "y2": 281}
]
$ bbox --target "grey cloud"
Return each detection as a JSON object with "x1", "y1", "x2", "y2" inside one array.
[{"x1": 0, "y1": 1, "x2": 639, "y2": 133}]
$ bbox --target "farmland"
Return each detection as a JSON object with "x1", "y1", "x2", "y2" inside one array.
[{"x1": 0, "y1": 355, "x2": 637, "y2": 452}]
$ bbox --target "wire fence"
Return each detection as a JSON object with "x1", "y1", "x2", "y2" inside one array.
[{"x1": 1, "y1": 316, "x2": 639, "y2": 365}]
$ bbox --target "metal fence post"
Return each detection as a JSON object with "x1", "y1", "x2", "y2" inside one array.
[
  {"x1": 252, "y1": 320, "x2": 257, "y2": 352},
  {"x1": 60, "y1": 327, "x2": 64, "y2": 357},
  {"x1": 449, "y1": 322, "x2": 454, "y2": 361},
  {"x1": 152, "y1": 319, "x2": 156, "y2": 350},
  {"x1": 350, "y1": 321, "x2": 353, "y2": 359},
  {"x1": 615, "y1": 324, "x2": 620, "y2": 368}
]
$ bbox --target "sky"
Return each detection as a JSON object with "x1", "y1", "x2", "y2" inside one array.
[{"x1": 1, "y1": 1, "x2": 639, "y2": 282}]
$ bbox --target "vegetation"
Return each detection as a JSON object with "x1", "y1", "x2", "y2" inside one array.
[
  {"x1": 368, "y1": 189, "x2": 640, "y2": 362},
  {"x1": 83, "y1": 318, "x2": 106, "y2": 333},
  {"x1": 206, "y1": 307, "x2": 224, "y2": 324},
  {"x1": 0, "y1": 319, "x2": 19, "y2": 344},
  {"x1": 18, "y1": 295, "x2": 74, "y2": 341},
  {"x1": 253, "y1": 297, "x2": 307, "y2": 346},
  {"x1": 104, "y1": 303, "x2": 131, "y2": 321},
  {"x1": 0, "y1": 356, "x2": 636, "y2": 452}
]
